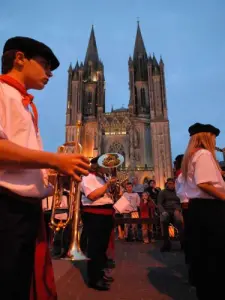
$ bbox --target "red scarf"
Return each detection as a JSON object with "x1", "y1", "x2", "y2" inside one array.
[
  {"x1": 0, "y1": 75, "x2": 57, "y2": 299},
  {"x1": 30, "y1": 213, "x2": 57, "y2": 300},
  {"x1": 175, "y1": 169, "x2": 182, "y2": 179},
  {"x1": 0, "y1": 75, "x2": 38, "y2": 133}
]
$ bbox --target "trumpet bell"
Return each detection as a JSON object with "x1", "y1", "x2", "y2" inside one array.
[
  {"x1": 97, "y1": 152, "x2": 124, "y2": 169},
  {"x1": 64, "y1": 244, "x2": 89, "y2": 261}
]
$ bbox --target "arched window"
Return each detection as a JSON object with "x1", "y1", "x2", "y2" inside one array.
[
  {"x1": 88, "y1": 92, "x2": 92, "y2": 103},
  {"x1": 141, "y1": 88, "x2": 146, "y2": 107},
  {"x1": 138, "y1": 55, "x2": 146, "y2": 79},
  {"x1": 134, "y1": 86, "x2": 138, "y2": 114},
  {"x1": 111, "y1": 118, "x2": 120, "y2": 134}
]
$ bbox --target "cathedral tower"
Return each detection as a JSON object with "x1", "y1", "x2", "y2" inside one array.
[
  {"x1": 128, "y1": 22, "x2": 173, "y2": 187},
  {"x1": 64, "y1": 23, "x2": 173, "y2": 187},
  {"x1": 128, "y1": 22, "x2": 149, "y2": 115},
  {"x1": 65, "y1": 26, "x2": 105, "y2": 158}
]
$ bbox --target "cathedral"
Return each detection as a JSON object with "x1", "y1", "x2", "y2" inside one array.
[{"x1": 65, "y1": 23, "x2": 173, "y2": 188}]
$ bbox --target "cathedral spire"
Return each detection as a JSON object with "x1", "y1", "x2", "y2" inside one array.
[
  {"x1": 133, "y1": 21, "x2": 147, "y2": 60},
  {"x1": 84, "y1": 25, "x2": 99, "y2": 66}
]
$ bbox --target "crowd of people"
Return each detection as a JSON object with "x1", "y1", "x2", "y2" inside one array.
[{"x1": 112, "y1": 175, "x2": 183, "y2": 252}]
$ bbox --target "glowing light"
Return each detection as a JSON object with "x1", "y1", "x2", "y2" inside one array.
[{"x1": 104, "y1": 131, "x2": 127, "y2": 136}]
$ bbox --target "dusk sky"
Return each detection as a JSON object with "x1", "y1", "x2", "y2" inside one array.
[{"x1": 1, "y1": 0, "x2": 225, "y2": 161}]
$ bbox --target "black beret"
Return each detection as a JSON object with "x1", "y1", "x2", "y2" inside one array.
[
  {"x1": 188, "y1": 122, "x2": 220, "y2": 137},
  {"x1": 90, "y1": 155, "x2": 101, "y2": 165},
  {"x1": 175, "y1": 154, "x2": 184, "y2": 161},
  {"x1": 3, "y1": 36, "x2": 59, "y2": 71}
]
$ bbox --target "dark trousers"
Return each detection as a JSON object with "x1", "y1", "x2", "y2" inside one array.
[
  {"x1": 187, "y1": 198, "x2": 225, "y2": 299},
  {"x1": 44, "y1": 211, "x2": 51, "y2": 243},
  {"x1": 52, "y1": 223, "x2": 72, "y2": 256},
  {"x1": 0, "y1": 194, "x2": 41, "y2": 300},
  {"x1": 161, "y1": 210, "x2": 183, "y2": 243},
  {"x1": 80, "y1": 213, "x2": 88, "y2": 254},
  {"x1": 82, "y1": 212, "x2": 114, "y2": 283},
  {"x1": 182, "y1": 206, "x2": 189, "y2": 263}
]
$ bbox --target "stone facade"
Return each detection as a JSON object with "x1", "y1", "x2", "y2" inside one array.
[{"x1": 65, "y1": 23, "x2": 173, "y2": 188}]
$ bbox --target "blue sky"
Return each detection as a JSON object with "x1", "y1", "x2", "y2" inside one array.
[{"x1": 1, "y1": 0, "x2": 225, "y2": 161}]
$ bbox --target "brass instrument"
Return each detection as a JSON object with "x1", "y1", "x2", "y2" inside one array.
[
  {"x1": 97, "y1": 153, "x2": 127, "y2": 202},
  {"x1": 49, "y1": 121, "x2": 88, "y2": 261}
]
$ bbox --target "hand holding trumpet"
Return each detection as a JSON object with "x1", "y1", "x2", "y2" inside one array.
[
  {"x1": 106, "y1": 177, "x2": 117, "y2": 187},
  {"x1": 49, "y1": 153, "x2": 90, "y2": 182}
]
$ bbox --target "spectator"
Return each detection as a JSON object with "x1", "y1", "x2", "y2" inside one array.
[
  {"x1": 157, "y1": 178, "x2": 183, "y2": 252},
  {"x1": 146, "y1": 180, "x2": 160, "y2": 204},
  {"x1": 123, "y1": 182, "x2": 141, "y2": 241},
  {"x1": 132, "y1": 176, "x2": 144, "y2": 195},
  {"x1": 140, "y1": 192, "x2": 156, "y2": 244}
]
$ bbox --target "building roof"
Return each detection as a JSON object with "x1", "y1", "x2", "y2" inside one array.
[
  {"x1": 84, "y1": 25, "x2": 99, "y2": 67},
  {"x1": 112, "y1": 106, "x2": 128, "y2": 112},
  {"x1": 133, "y1": 22, "x2": 147, "y2": 60}
]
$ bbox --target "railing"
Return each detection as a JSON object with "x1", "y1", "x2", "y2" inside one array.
[{"x1": 119, "y1": 166, "x2": 154, "y2": 172}]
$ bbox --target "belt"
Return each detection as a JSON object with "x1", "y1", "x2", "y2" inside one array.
[
  {"x1": 82, "y1": 207, "x2": 114, "y2": 215},
  {"x1": 181, "y1": 202, "x2": 189, "y2": 209}
]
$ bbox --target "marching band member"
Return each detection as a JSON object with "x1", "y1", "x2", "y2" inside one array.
[
  {"x1": 0, "y1": 36, "x2": 90, "y2": 300},
  {"x1": 177, "y1": 123, "x2": 225, "y2": 299},
  {"x1": 81, "y1": 156, "x2": 116, "y2": 291}
]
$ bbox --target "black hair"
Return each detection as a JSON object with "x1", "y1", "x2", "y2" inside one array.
[
  {"x1": 149, "y1": 179, "x2": 156, "y2": 184},
  {"x1": 174, "y1": 154, "x2": 184, "y2": 171},
  {"x1": 90, "y1": 155, "x2": 100, "y2": 165},
  {"x1": 1, "y1": 50, "x2": 32, "y2": 74},
  {"x1": 166, "y1": 177, "x2": 175, "y2": 183}
]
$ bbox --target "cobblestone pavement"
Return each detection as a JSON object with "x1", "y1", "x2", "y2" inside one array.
[{"x1": 53, "y1": 240, "x2": 197, "y2": 300}]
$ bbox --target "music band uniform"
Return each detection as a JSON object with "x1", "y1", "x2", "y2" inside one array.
[
  {"x1": 177, "y1": 123, "x2": 225, "y2": 299},
  {"x1": 0, "y1": 37, "x2": 59, "y2": 300},
  {"x1": 81, "y1": 158, "x2": 114, "y2": 290}
]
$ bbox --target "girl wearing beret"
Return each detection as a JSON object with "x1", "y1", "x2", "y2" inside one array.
[
  {"x1": 0, "y1": 37, "x2": 90, "y2": 300},
  {"x1": 177, "y1": 123, "x2": 225, "y2": 300}
]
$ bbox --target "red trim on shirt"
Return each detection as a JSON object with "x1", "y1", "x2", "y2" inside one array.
[{"x1": 82, "y1": 207, "x2": 114, "y2": 215}]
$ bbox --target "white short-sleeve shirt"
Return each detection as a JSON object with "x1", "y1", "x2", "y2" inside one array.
[
  {"x1": 81, "y1": 173, "x2": 113, "y2": 206},
  {"x1": 175, "y1": 175, "x2": 189, "y2": 203},
  {"x1": 0, "y1": 82, "x2": 53, "y2": 198},
  {"x1": 176, "y1": 149, "x2": 225, "y2": 200},
  {"x1": 122, "y1": 192, "x2": 140, "y2": 211}
]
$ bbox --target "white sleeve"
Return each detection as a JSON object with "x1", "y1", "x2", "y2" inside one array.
[
  {"x1": 0, "y1": 86, "x2": 8, "y2": 139},
  {"x1": 194, "y1": 152, "x2": 219, "y2": 185},
  {"x1": 175, "y1": 175, "x2": 189, "y2": 203},
  {"x1": 81, "y1": 175, "x2": 100, "y2": 197}
]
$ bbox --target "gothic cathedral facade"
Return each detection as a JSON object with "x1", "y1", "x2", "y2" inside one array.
[{"x1": 65, "y1": 23, "x2": 173, "y2": 188}]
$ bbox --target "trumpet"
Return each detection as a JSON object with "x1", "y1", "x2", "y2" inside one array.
[
  {"x1": 97, "y1": 153, "x2": 127, "y2": 202},
  {"x1": 49, "y1": 121, "x2": 88, "y2": 261}
]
